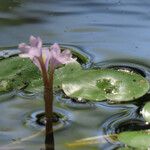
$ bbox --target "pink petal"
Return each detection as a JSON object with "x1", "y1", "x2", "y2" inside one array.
[
  {"x1": 19, "y1": 43, "x2": 30, "y2": 53},
  {"x1": 30, "y1": 35, "x2": 42, "y2": 49},
  {"x1": 28, "y1": 47, "x2": 41, "y2": 59},
  {"x1": 42, "y1": 48, "x2": 51, "y2": 71},
  {"x1": 50, "y1": 43, "x2": 61, "y2": 56},
  {"x1": 49, "y1": 43, "x2": 77, "y2": 67},
  {"x1": 61, "y1": 49, "x2": 72, "y2": 59},
  {"x1": 60, "y1": 49, "x2": 76, "y2": 64},
  {"x1": 32, "y1": 57, "x2": 42, "y2": 71}
]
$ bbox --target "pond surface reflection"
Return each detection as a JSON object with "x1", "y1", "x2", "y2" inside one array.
[
  {"x1": 0, "y1": 0, "x2": 150, "y2": 150},
  {"x1": 0, "y1": 0, "x2": 150, "y2": 65}
]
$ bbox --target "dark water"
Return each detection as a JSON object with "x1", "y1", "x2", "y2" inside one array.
[
  {"x1": 1, "y1": 0, "x2": 150, "y2": 65},
  {"x1": 0, "y1": 0, "x2": 150, "y2": 150}
]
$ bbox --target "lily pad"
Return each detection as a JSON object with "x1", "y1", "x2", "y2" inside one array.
[
  {"x1": 0, "y1": 55, "x2": 149, "y2": 102},
  {"x1": 0, "y1": 46, "x2": 90, "y2": 92},
  {"x1": 0, "y1": 56, "x2": 40, "y2": 91},
  {"x1": 55, "y1": 63, "x2": 149, "y2": 102},
  {"x1": 118, "y1": 130, "x2": 150, "y2": 149},
  {"x1": 141, "y1": 102, "x2": 150, "y2": 123}
]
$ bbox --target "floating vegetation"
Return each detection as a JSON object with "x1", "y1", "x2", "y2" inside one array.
[
  {"x1": 55, "y1": 62, "x2": 149, "y2": 102},
  {"x1": 118, "y1": 130, "x2": 150, "y2": 149},
  {"x1": 0, "y1": 45, "x2": 91, "y2": 93},
  {"x1": 0, "y1": 47, "x2": 150, "y2": 150},
  {"x1": 0, "y1": 55, "x2": 149, "y2": 103}
]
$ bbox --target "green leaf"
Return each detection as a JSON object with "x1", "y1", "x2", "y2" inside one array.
[
  {"x1": 57, "y1": 64, "x2": 149, "y2": 102},
  {"x1": 0, "y1": 45, "x2": 90, "y2": 92},
  {"x1": 54, "y1": 62, "x2": 82, "y2": 89},
  {"x1": 0, "y1": 55, "x2": 149, "y2": 102},
  {"x1": 141, "y1": 102, "x2": 150, "y2": 123},
  {"x1": 118, "y1": 130, "x2": 150, "y2": 150},
  {"x1": 0, "y1": 56, "x2": 40, "y2": 91}
]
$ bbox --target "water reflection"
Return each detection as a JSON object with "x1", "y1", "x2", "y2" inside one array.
[
  {"x1": 45, "y1": 119, "x2": 54, "y2": 150},
  {"x1": 0, "y1": 0, "x2": 150, "y2": 150},
  {"x1": 99, "y1": 104, "x2": 138, "y2": 149},
  {"x1": 0, "y1": 0, "x2": 150, "y2": 67},
  {"x1": 0, "y1": 17, "x2": 43, "y2": 26},
  {"x1": 0, "y1": 0, "x2": 22, "y2": 12}
]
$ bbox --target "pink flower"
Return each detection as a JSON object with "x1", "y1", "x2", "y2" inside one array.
[
  {"x1": 18, "y1": 36, "x2": 76, "y2": 124},
  {"x1": 19, "y1": 35, "x2": 50, "y2": 71},
  {"x1": 18, "y1": 36, "x2": 76, "y2": 72},
  {"x1": 49, "y1": 43, "x2": 76, "y2": 68}
]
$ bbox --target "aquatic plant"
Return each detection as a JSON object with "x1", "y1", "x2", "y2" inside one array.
[{"x1": 18, "y1": 36, "x2": 76, "y2": 148}]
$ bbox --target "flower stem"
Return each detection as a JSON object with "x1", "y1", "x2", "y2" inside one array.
[
  {"x1": 39, "y1": 60, "x2": 51, "y2": 118},
  {"x1": 38, "y1": 58, "x2": 55, "y2": 149},
  {"x1": 44, "y1": 63, "x2": 55, "y2": 150}
]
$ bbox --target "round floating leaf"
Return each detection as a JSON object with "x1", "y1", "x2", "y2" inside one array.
[
  {"x1": 118, "y1": 130, "x2": 150, "y2": 149},
  {"x1": 141, "y1": 102, "x2": 150, "y2": 123},
  {"x1": 60, "y1": 66, "x2": 149, "y2": 102}
]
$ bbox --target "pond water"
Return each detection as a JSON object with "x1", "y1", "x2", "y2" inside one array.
[{"x1": 0, "y1": 0, "x2": 150, "y2": 150}]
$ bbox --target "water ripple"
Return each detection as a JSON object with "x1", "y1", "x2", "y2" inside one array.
[
  {"x1": 99, "y1": 104, "x2": 138, "y2": 149},
  {"x1": 24, "y1": 108, "x2": 73, "y2": 131}
]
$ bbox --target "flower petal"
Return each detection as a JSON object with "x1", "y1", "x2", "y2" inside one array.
[
  {"x1": 19, "y1": 43, "x2": 31, "y2": 53},
  {"x1": 42, "y1": 48, "x2": 51, "y2": 71},
  {"x1": 30, "y1": 35, "x2": 42, "y2": 49},
  {"x1": 32, "y1": 57, "x2": 42, "y2": 71},
  {"x1": 49, "y1": 43, "x2": 76, "y2": 67},
  {"x1": 61, "y1": 49, "x2": 72, "y2": 58},
  {"x1": 28, "y1": 47, "x2": 41, "y2": 59},
  {"x1": 50, "y1": 43, "x2": 61, "y2": 56}
]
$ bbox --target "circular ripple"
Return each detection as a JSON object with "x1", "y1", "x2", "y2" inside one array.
[
  {"x1": 24, "y1": 108, "x2": 73, "y2": 131},
  {"x1": 115, "y1": 119, "x2": 150, "y2": 134},
  {"x1": 98, "y1": 104, "x2": 138, "y2": 149},
  {"x1": 17, "y1": 90, "x2": 41, "y2": 100}
]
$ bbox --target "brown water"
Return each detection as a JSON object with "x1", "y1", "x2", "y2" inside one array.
[{"x1": 0, "y1": 0, "x2": 150, "y2": 150}]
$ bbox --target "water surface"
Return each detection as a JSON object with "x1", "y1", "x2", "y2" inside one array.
[
  {"x1": 0, "y1": 0, "x2": 150, "y2": 150},
  {"x1": 0, "y1": 0, "x2": 150, "y2": 64}
]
